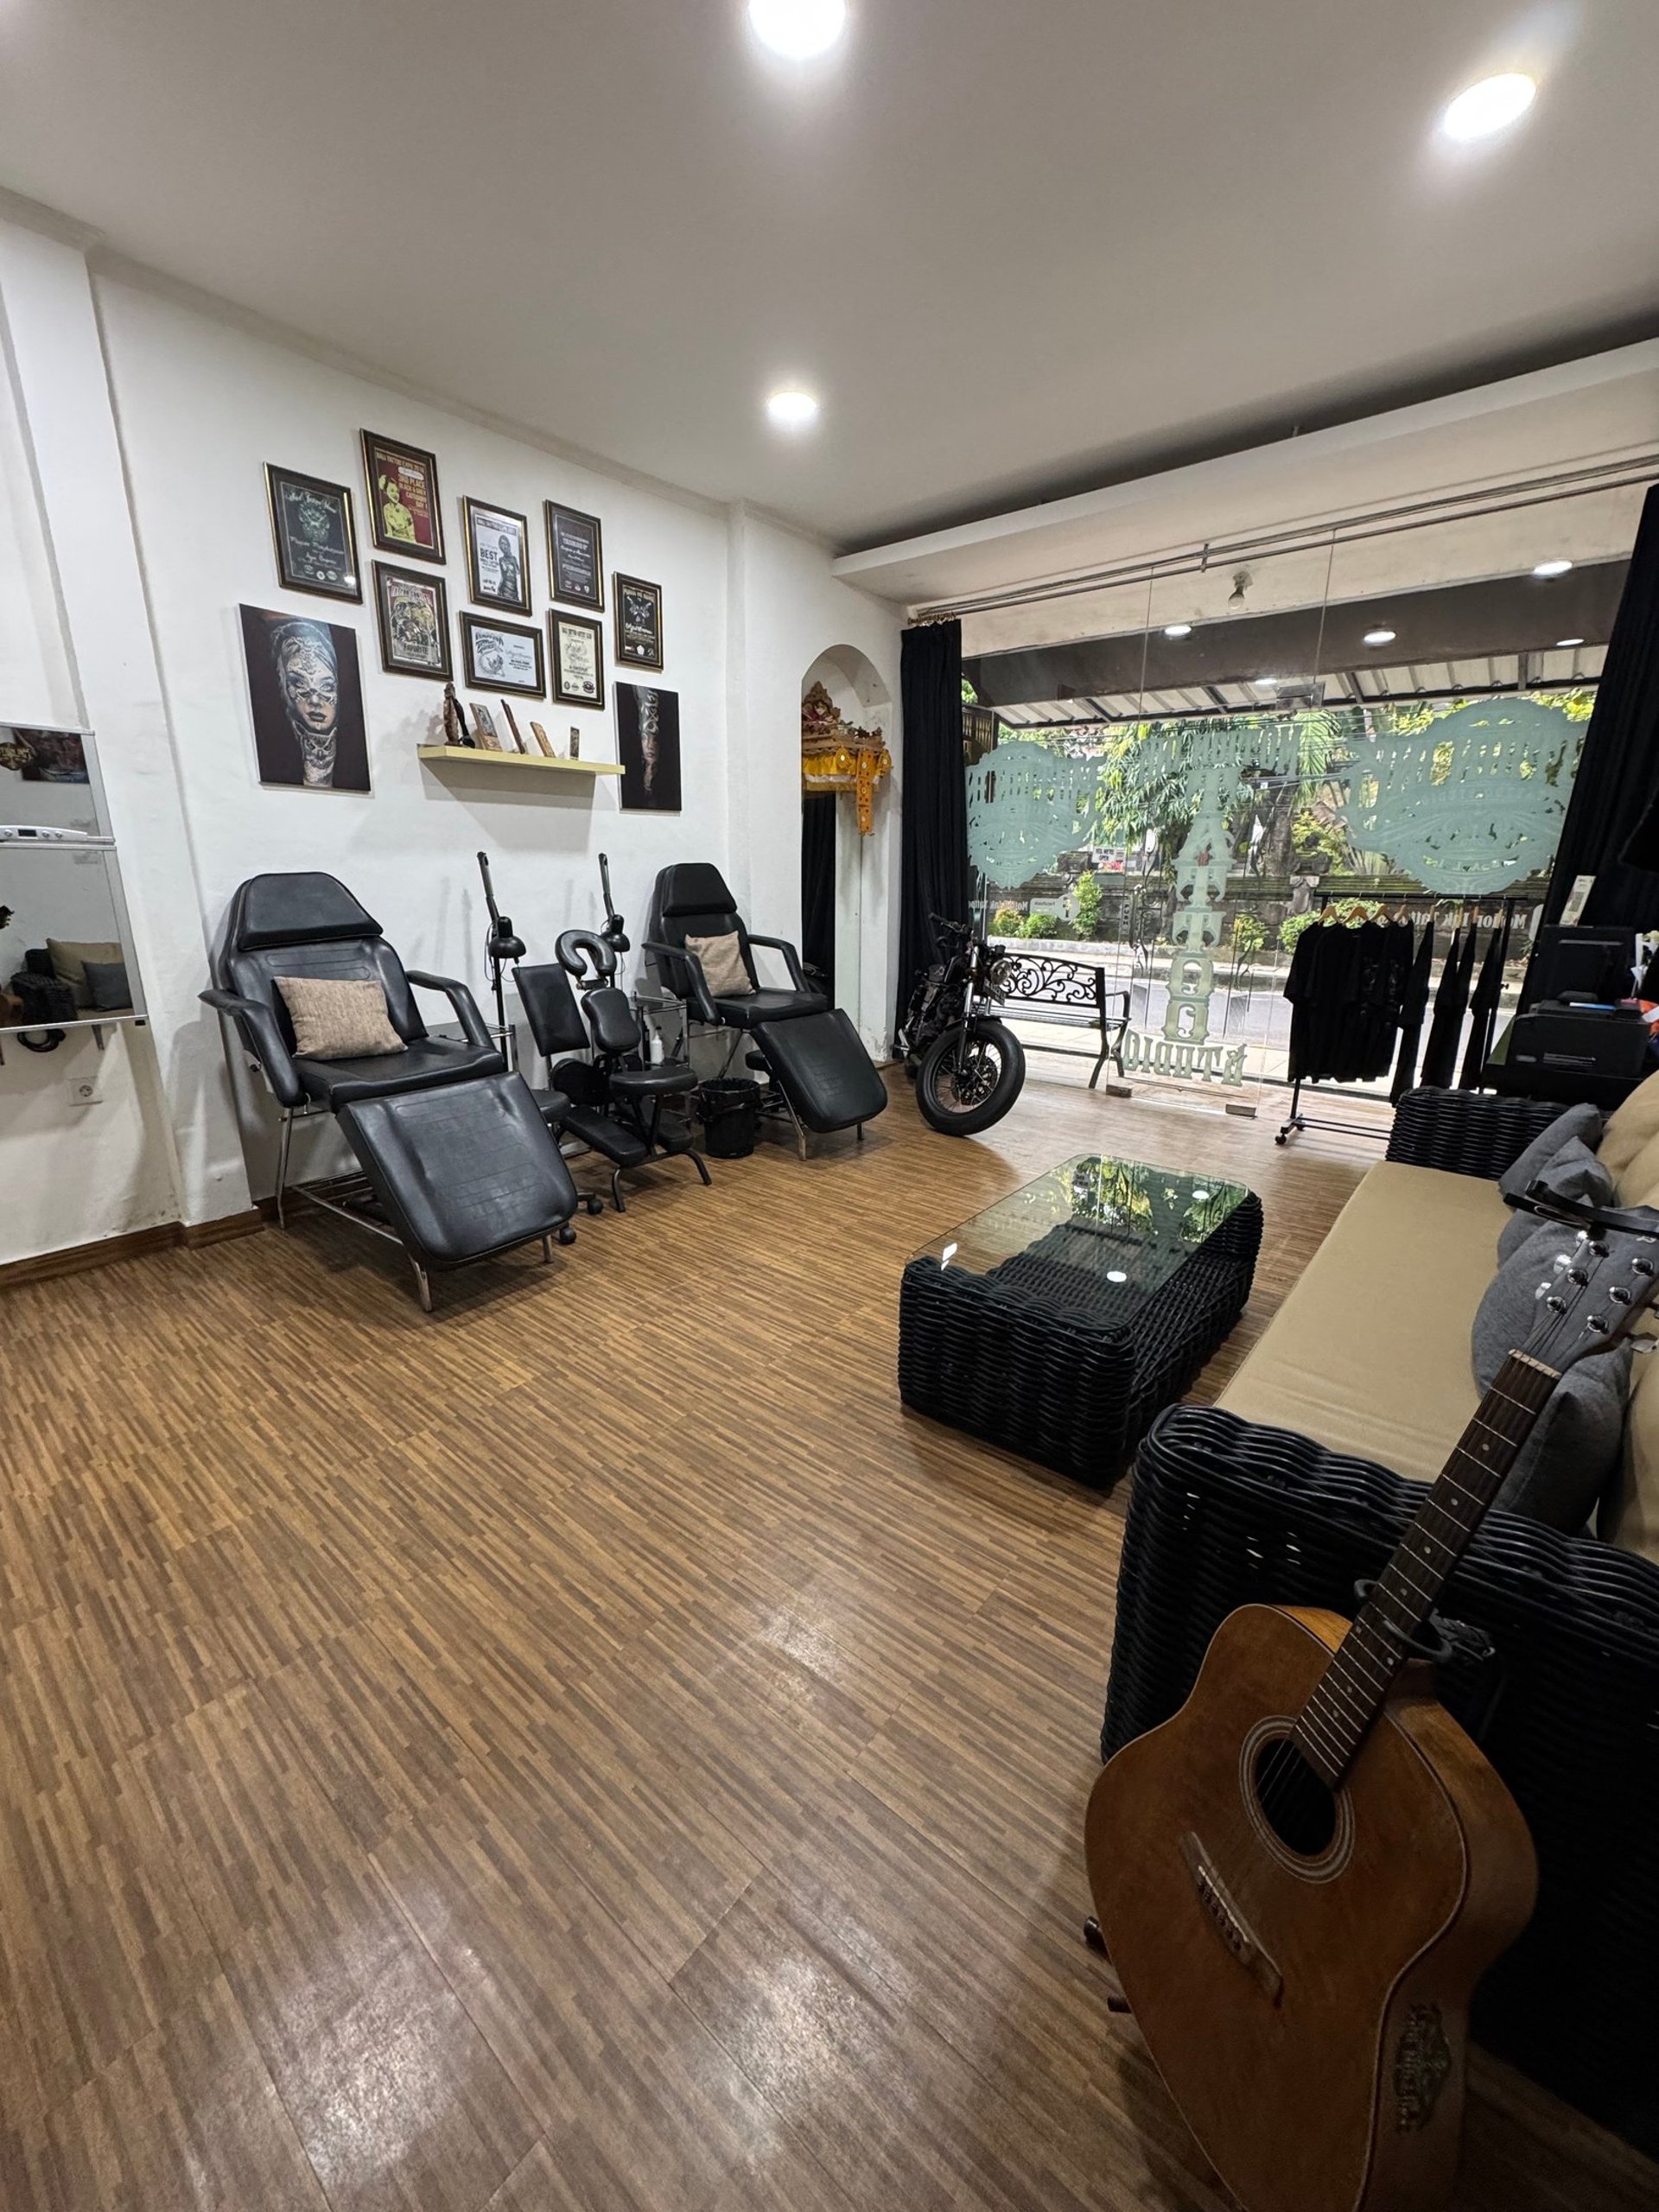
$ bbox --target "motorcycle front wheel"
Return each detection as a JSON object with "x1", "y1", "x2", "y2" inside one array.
[{"x1": 915, "y1": 1019, "x2": 1026, "y2": 1136}]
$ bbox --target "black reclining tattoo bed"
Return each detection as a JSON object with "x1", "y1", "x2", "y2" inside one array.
[
  {"x1": 644, "y1": 861, "x2": 887, "y2": 1156},
  {"x1": 202, "y1": 872, "x2": 579, "y2": 1309}
]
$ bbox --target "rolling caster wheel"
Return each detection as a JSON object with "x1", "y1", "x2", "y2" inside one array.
[
  {"x1": 556, "y1": 1223, "x2": 578, "y2": 1246},
  {"x1": 1083, "y1": 1917, "x2": 1109, "y2": 1956},
  {"x1": 585, "y1": 1195, "x2": 605, "y2": 1217}
]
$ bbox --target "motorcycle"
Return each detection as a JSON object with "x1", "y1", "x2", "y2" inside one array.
[{"x1": 898, "y1": 915, "x2": 1027, "y2": 1136}]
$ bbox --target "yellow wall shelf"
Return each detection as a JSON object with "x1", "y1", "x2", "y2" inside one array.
[{"x1": 417, "y1": 746, "x2": 622, "y2": 776}]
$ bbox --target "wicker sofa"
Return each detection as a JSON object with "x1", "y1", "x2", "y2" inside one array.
[{"x1": 1100, "y1": 1086, "x2": 1659, "y2": 2158}]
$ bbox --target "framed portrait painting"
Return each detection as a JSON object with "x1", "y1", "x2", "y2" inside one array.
[
  {"x1": 461, "y1": 613, "x2": 544, "y2": 696},
  {"x1": 239, "y1": 605, "x2": 370, "y2": 791},
  {"x1": 462, "y1": 496, "x2": 532, "y2": 615},
  {"x1": 613, "y1": 574, "x2": 664, "y2": 671},
  {"x1": 373, "y1": 563, "x2": 451, "y2": 680},
  {"x1": 551, "y1": 612, "x2": 604, "y2": 709},
  {"x1": 546, "y1": 502, "x2": 604, "y2": 609},
  {"x1": 361, "y1": 430, "x2": 444, "y2": 563},
  {"x1": 264, "y1": 465, "x2": 360, "y2": 601},
  {"x1": 615, "y1": 682, "x2": 680, "y2": 812}
]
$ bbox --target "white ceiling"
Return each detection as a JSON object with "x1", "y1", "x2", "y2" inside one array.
[{"x1": 1, "y1": 0, "x2": 1656, "y2": 549}]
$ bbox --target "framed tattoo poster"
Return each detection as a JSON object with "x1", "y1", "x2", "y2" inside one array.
[
  {"x1": 373, "y1": 563, "x2": 451, "y2": 680},
  {"x1": 462, "y1": 496, "x2": 532, "y2": 614},
  {"x1": 613, "y1": 573, "x2": 664, "y2": 671},
  {"x1": 550, "y1": 611, "x2": 604, "y2": 709},
  {"x1": 545, "y1": 501, "x2": 604, "y2": 609},
  {"x1": 240, "y1": 605, "x2": 369, "y2": 791},
  {"x1": 265, "y1": 465, "x2": 360, "y2": 601},
  {"x1": 361, "y1": 430, "x2": 444, "y2": 562},
  {"x1": 616, "y1": 683, "x2": 681, "y2": 811},
  {"x1": 461, "y1": 612, "x2": 544, "y2": 696}
]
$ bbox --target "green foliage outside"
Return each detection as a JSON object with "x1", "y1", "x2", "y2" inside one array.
[
  {"x1": 1230, "y1": 912, "x2": 1267, "y2": 959},
  {"x1": 990, "y1": 903, "x2": 1025, "y2": 936},
  {"x1": 1073, "y1": 870, "x2": 1104, "y2": 939}
]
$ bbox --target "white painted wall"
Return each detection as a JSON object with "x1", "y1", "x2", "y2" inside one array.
[{"x1": 0, "y1": 209, "x2": 906, "y2": 1262}]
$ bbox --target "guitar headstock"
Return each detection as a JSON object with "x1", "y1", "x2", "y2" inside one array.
[{"x1": 1515, "y1": 1191, "x2": 1659, "y2": 1371}]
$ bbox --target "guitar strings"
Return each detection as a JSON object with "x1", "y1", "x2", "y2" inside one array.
[{"x1": 1253, "y1": 1355, "x2": 1545, "y2": 1834}]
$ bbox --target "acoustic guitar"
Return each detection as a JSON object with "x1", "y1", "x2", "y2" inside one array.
[{"x1": 1085, "y1": 1192, "x2": 1659, "y2": 2212}]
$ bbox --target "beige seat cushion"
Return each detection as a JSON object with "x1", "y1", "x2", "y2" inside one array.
[
  {"x1": 1218, "y1": 1160, "x2": 1508, "y2": 1485},
  {"x1": 1612, "y1": 1126, "x2": 1659, "y2": 1206},
  {"x1": 1598, "y1": 1069, "x2": 1659, "y2": 1184},
  {"x1": 275, "y1": 975, "x2": 404, "y2": 1061},
  {"x1": 1603, "y1": 1348, "x2": 1659, "y2": 1566}
]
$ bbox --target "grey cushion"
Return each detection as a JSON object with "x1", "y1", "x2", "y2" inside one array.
[
  {"x1": 1496, "y1": 1135, "x2": 1615, "y2": 1262},
  {"x1": 81, "y1": 958, "x2": 131, "y2": 1011},
  {"x1": 1497, "y1": 1102, "x2": 1605, "y2": 1202},
  {"x1": 1471, "y1": 1219, "x2": 1631, "y2": 1529}
]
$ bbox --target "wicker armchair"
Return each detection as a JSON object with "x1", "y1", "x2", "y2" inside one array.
[{"x1": 1100, "y1": 1090, "x2": 1659, "y2": 2158}]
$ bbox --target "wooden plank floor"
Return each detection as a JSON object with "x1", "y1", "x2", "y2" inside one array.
[{"x1": 2, "y1": 1071, "x2": 1651, "y2": 2212}]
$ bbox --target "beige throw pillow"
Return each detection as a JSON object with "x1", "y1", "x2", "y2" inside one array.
[
  {"x1": 686, "y1": 931, "x2": 753, "y2": 997},
  {"x1": 276, "y1": 975, "x2": 406, "y2": 1060},
  {"x1": 48, "y1": 937, "x2": 123, "y2": 1010}
]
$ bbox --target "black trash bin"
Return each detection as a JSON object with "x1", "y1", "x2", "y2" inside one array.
[{"x1": 698, "y1": 1077, "x2": 762, "y2": 1159}]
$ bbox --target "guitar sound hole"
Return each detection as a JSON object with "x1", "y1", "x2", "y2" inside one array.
[{"x1": 1251, "y1": 1738, "x2": 1338, "y2": 1858}]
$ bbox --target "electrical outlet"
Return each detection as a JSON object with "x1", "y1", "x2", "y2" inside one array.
[{"x1": 67, "y1": 1071, "x2": 104, "y2": 1107}]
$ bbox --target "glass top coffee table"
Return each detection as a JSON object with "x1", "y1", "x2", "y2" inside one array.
[{"x1": 898, "y1": 1154, "x2": 1262, "y2": 1488}]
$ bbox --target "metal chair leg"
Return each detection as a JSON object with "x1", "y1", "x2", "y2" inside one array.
[
  {"x1": 690, "y1": 1147, "x2": 711, "y2": 1186},
  {"x1": 411, "y1": 1260, "x2": 433, "y2": 1313},
  {"x1": 611, "y1": 1167, "x2": 627, "y2": 1213},
  {"x1": 541, "y1": 1235, "x2": 554, "y2": 1263},
  {"x1": 274, "y1": 1110, "x2": 293, "y2": 1229}
]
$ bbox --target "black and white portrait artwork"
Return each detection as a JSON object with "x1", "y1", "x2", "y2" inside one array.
[
  {"x1": 464, "y1": 498, "x2": 531, "y2": 614},
  {"x1": 240, "y1": 607, "x2": 370, "y2": 792},
  {"x1": 616, "y1": 682, "x2": 681, "y2": 812}
]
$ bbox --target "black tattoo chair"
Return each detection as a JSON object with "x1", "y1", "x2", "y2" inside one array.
[
  {"x1": 644, "y1": 861, "x2": 887, "y2": 1156},
  {"x1": 515, "y1": 930, "x2": 709, "y2": 1212},
  {"x1": 202, "y1": 872, "x2": 579, "y2": 1309}
]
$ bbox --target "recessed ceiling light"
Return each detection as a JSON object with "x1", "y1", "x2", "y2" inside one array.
[
  {"x1": 1162, "y1": 622, "x2": 1192, "y2": 639},
  {"x1": 1363, "y1": 627, "x2": 1397, "y2": 646},
  {"x1": 747, "y1": 0, "x2": 848, "y2": 60},
  {"x1": 766, "y1": 387, "x2": 820, "y2": 431},
  {"x1": 1556, "y1": 637, "x2": 1586, "y2": 648},
  {"x1": 1533, "y1": 557, "x2": 1573, "y2": 578},
  {"x1": 1441, "y1": 73, "x2": 1536, "y2": 143},
  {"x1": 1256, "y1": 677, "x2": 1281, "y2": 689}
]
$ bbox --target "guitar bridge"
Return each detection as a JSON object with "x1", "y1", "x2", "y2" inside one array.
[{"x1": 1182, "y1": 1832, "x2": 1283, "y2": 2005}]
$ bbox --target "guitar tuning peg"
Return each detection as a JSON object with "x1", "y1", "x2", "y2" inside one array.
[{"x1": 1551, "y1": 1253, "x2": 1573, "y2": 1274}]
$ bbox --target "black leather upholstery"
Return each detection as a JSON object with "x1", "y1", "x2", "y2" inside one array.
[
  {"x1": 646, "y1": 861, "x2": 756, "y2": 1014},
  {"x1": 207, "y1": 872, "x2": 502, "y2": 1108},
  {"x1": 515, "y1": 963, "x2": 589, "y2": 1058},
  {"x1": 337, "y1": 1074, "x2": 577, "y2": 1268},
  {"x1": 295, "y1": 1038, "x2": 502, "y2": 1108},
  {"x1": 610, "y1": 1063, "x2": 697, "y2": 1099},
  {"x1": 226, "y1": 871, "x2": 381, "y2": 950},
  {"x1": 712, "y1": 987, "x2": 829, "y2": 1030},
  {"x1": 752, "y1": 1010, "x2": 889, "y2": 1131}
]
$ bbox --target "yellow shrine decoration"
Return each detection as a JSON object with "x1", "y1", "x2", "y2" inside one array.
[{"x1": 800, "y1": 681, "x2": 892, "y2": 835}]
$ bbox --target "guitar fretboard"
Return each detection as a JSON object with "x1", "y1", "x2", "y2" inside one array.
[{"x1": 1291, "y1": 1350, "x2": 1557, "y2": 1786}]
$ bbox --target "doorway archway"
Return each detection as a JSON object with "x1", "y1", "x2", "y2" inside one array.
[{"x1": 800, "y1": 645, "x2": 894, "y2": 1055}]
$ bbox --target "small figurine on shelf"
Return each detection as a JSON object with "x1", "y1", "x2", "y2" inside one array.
[
  {"x1": 441, "y1": 683, "x2": 474, "y2": 748},
  {"x1": 568, "y1": 727, "x2": 581, "y2": 760}
]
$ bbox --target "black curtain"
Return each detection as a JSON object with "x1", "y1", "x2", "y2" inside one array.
[
  {"x1": 800, "y1": 790, "x2": 836, "y2": 1003},
  {"x1": 1542, "y1": 480, "x2": 1659, "y2": 926},
  {"x1": 895, "y1": 620, "x2": 969, "y2": 1028}
]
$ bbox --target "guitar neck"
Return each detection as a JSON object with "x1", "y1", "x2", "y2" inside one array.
[{"x1": 1292, "y1": 1349, "x2": 1559, "y2": 1786}]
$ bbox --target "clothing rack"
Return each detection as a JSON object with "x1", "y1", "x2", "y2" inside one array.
[{"x1": 1275, "y1": 893, "x2": 1527, "y2": 1147}]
